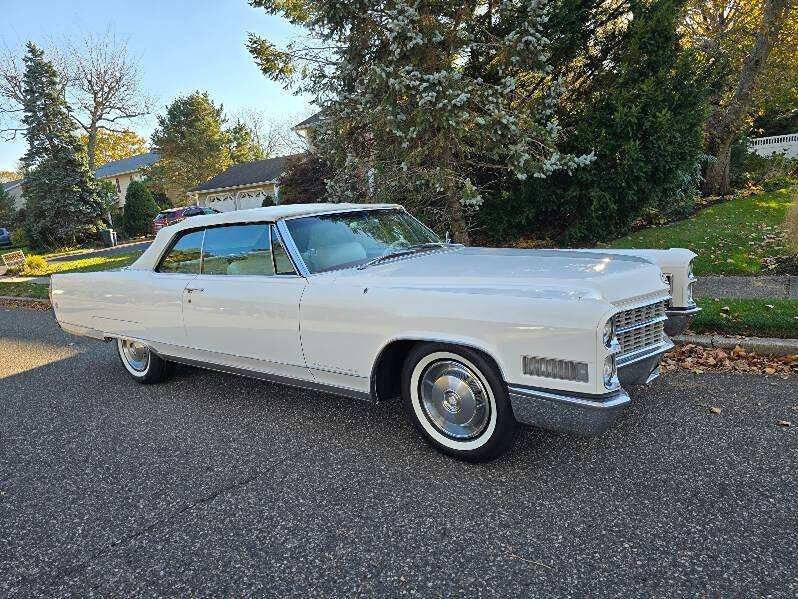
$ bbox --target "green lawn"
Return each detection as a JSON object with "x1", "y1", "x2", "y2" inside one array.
[
  {"x1": 0, "y1": 251, "x2": 142, "y2": 299},
  {"x1": 607, "y1": 187, "x2": 796, "y2": 275},
  {"x1": 693, "y1": 298, "x2": 798, "y2": 339},
  {"x1": 25, "y1": 252, "x2": 142, "y2": 276}
]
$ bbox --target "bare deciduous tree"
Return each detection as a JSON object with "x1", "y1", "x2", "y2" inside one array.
[
  {"x1": 66, "y1": 31, "x2": 151, "y2": 171},
  {"x1": 1, "y1": 32, "x2": 151, "y2": 171},
  {"x1": 231, "y1": 107, "x2": 308, "y2": 157}
]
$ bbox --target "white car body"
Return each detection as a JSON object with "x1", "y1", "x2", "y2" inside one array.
[{"x1": 51, "y1": 203, "x2": 699, "y2": 448}]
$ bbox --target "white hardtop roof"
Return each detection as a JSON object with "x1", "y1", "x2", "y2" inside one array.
[
  {"x1": 176, "y1": 202, "x2": 401, "y2": 231},
  {"x1": 130, "y1": 203, "x2": 402, "y2": 271}
]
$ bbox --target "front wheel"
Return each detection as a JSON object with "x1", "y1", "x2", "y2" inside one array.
[
  {"x1": 402, "y1": 343, "x2": 518, "y2": 462},
  {"x1": 116, "y1": 338, "x2": 167, "y2": 383}
]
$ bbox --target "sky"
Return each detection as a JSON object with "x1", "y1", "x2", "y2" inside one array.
[{"x1": 0, "y1": 0, "x2": 313, "y2": 172}]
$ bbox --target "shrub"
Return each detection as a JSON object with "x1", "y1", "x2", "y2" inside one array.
[
  {"x1": 762, "y1": 175, "x2": 797, "y2": 193},
  {"x1": 122, "y1": 180, "x2": 160, "y2": 236},
  {"x1": 10, "y1": 227, "x2": 27, "y2": 248},
  {"x1": 736, "y1": 151, "x2": 798, "y2": 189},
  {"x1": 476, "y1": 0, "x2": 706, "y2": 245},
  {"x1": 261, "y1": 195, "x2": 274, "y2": 207},
  {"x1": 23, "y1": 254, "x2": 47, "y2": 273},
  {"x1": 278, "y1": 154, "x2": 331, "y2": 204}
]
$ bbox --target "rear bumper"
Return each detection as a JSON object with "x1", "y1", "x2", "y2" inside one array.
[
  {"x1": 508, "y1": 385, "x2": 631, "y2": 436},
  {"x1": 664, "y1": 305, "x2": 701, "y2": 336}
]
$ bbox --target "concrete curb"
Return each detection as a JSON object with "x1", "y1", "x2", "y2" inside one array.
[
  {"x1": 672, "y1": 334, "x2": 798, "y2": 356},
  {"x1": 0, "y1": 295, "x2": 51, "y2": 305}
]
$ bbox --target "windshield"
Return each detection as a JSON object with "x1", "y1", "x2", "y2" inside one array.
[{"x1": 285, "y1": 209, "x2": 442, "y2": 273}]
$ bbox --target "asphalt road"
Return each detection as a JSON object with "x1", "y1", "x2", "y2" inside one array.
[{"x1": 1, "y1": 308, "x2": 796, "y2": 598}]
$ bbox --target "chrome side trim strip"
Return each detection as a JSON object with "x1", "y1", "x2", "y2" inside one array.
[{"x1": 162, "y1": 354, "x2": 372, "y2": 402}]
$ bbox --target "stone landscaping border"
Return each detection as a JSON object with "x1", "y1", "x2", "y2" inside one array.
[{"x1": 672, "y1": 334, "x2": 798, "y2": 356}]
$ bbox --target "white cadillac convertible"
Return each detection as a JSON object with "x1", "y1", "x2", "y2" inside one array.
[{"x1": 51, "y1": 204, "x2": 699, "y2": 461}]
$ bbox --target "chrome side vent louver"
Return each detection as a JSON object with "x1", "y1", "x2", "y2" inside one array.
[{"x1": 522, "y1": 356, "x2": 589, "y2": 383}]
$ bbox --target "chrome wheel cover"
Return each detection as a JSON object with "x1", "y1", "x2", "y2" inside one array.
[
  {"x1": 120, "y1": 339, "x2": 150, "y2": 373},
  {"x1": 419, "y1": 359, "x2": 491, "y2": 440}
]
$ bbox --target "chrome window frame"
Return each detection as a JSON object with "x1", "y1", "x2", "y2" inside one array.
[{"x1": 155, "y1": 220, "x2": 306, "y2": 279}]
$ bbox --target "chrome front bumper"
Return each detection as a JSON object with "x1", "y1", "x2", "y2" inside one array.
[
  {"x1": 509, "y1": 385, "x2": 631, "y2": 437},
  {"x1": 509, "y1": 339, "x2": 674, "y2": 436},
  {"x1": 664, "y1": 305, "x2": 701, "y2": 336},
  {"x1": 616, "y1": 339, "x2": 674, "y2": 387}
]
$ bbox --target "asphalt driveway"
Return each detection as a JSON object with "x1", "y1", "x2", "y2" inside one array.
[{"x1": 1, "y1": 308, "x2": 796, "y2": 597}]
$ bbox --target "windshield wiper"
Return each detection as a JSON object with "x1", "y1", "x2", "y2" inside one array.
[{"x1": 357, "y1": 242, "x2": 446, "y2": 270}]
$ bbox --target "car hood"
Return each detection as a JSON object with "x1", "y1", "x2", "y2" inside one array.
[{"x1": 332, "y1": 246, "x2": 669, "y2": 304}]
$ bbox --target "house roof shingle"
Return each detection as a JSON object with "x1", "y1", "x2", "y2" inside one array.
[
  {"x1": 292, "y1": 112, "x2": 321, "y2": 130},
  {"x1": 95, "y1": 152, "x2": 160, "y2": 179},
  {"x1": 191, "y1": 155, "x2": 300, "y2": 193}
]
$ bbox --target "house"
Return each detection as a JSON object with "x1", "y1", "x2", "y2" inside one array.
[
  {"x1": 292, "y1": 112, "x2": 320, "y2": 150},
  {"x1": 749, "y1": 133, "x2": 798, "y2": 158},
  {"x1": 1, "y1": 179, "x2": 25, "y2": 211},
  {"x1": 189, "y1": 155, "x2": 300, "y2": 212},
  {"x1": 94, "y1": 151, "x2": 160, "y2": 206}
]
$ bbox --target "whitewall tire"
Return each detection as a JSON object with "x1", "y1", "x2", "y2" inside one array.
[
  {"x1": 402, "y1": 343, "x2": 517, "y2": 461},
  {"x1": 116, "y1": 338, "x2": 167, "y2": 384}
]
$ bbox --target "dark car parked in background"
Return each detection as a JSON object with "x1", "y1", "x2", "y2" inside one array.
[
  {"x1": 152, "y1": 206, "x2": 218, "y2": 234},
  {"x1": 0, "y1": 227, "x2": 11, "y2": 248}
]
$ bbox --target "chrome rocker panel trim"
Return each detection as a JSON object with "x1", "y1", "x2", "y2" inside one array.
[
  {"x1": 617, "y1": 338, "x2": 675, "y2": 388},
  {"x1": 508, "y1": 385, "x2": 631, "y2": 437},
  {"x1": 664, "y1": 304, "x2": 701, "y2": 336},
  {"x1": 160, "y1": 354, "x2": 372, "y2": 403}
]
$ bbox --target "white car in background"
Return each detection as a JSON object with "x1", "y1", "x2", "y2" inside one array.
[{"x1": 51, "y1": 204, "x2": 699, "y2": 461}]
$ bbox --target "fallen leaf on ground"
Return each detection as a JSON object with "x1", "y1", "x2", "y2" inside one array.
[
  {"x1": 662, "y1": 345, "x2": 796, "y2": 378},
  {"x1": 776, "y1": 420, "x2": 792, "y2": 427},
  {"x1": 709, "y1": 406, "x2": 722, "y2": 414}
]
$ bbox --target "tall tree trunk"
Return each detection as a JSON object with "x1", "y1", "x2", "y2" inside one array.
[
  {"x1": 702, "y1": 0, "x2": 792, "y2": 196},
  {"x1": 446, "y1": 190, "x2": 469, "y2": 244},
  {"x1": 86, "y1": 124, "x2": 98, "y2": 172}
]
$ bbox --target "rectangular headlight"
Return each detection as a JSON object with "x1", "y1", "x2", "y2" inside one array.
[{"x1": 523, "y1": 356, "x2": 589, "y2": 382}]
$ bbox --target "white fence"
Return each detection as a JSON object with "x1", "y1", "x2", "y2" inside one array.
[{"x1": 748, "y1": 133, "x2": 798, "y2": 158}]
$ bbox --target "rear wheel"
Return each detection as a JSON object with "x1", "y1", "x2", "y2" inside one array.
[
  {"x1": 402, "y1": 343, "x2": 518, "y2": 462},
  {"x1": 116, "y1": 338, "x2": 167, "y2": 383}
]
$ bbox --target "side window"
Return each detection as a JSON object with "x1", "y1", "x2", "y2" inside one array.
[
  {"x1": 202, "y1": 224, "x2": 275, "y2": 276},
  {"x1": 159, "y1": 230, "x2": 205, "y2": 274},
  {"x1": 271, "y1": 226, "x2": 296, "y2": 275}
]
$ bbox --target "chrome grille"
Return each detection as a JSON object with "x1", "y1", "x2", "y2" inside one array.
[{"x1": 614, "y1": 299, "x2": 668, "y2": 359}]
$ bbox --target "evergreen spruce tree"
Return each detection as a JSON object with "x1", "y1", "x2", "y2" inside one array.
[
  {"x1": 122, "y1": 180, "x2": 160, "y2": 236},
  {"x1": 479, "y1": 0, "x2": 707, "y2": 245},
  {"x1": 20, "y1": 42, "x2": 103, "y2": 249}
]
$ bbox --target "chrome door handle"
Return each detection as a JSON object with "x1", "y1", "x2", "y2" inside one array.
[{"x1": 185, "y1": 287, "x2": 204, "y2": 293}]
